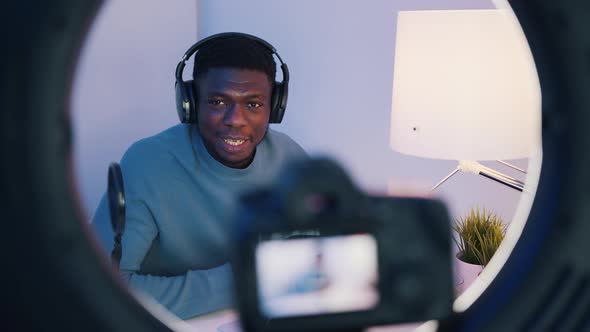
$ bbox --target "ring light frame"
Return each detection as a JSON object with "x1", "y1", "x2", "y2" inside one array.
[{"x1": 1, "y1": 1, "x2": 589, "y2": 331}]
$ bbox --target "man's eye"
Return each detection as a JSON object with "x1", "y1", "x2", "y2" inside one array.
[
  {"x1": 208, "y1": 100, "x2": 225, "y2": 106},
  {"x1": 247, "y1": 102, "x2": 262, "y2": 108}
]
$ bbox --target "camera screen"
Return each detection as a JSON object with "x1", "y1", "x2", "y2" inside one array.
[{"x1": 255, "y1": 233, "x2": 379, "y2": 318}]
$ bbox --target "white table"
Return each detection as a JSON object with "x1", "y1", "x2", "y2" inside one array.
[{"x1": 182, "y1": 309, "x2": 423, "y2": 332}]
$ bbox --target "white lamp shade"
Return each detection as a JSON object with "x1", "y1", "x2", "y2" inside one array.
[{"x1": 390, "y1": 10, "x2": 541, "y2": 161}]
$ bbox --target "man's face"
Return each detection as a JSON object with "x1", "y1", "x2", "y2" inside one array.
[{"x1": 196, "y1": 67, "x2": 272, "y2": 169}]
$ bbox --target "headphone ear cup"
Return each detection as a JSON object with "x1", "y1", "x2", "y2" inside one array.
[
  {"x1": 175, "y1": 80, "x2": 197, "y2": 123},
  {"x1": 269, "y1": 81, "x2": 288, "y2": 124}
]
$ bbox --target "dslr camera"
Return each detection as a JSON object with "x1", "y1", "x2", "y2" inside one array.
[{"x1": 231, "y1": 158, "x2": 454, "y2": 332}]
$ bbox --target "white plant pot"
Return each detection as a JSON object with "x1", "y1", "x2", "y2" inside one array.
[{"x1": 454, "y1": 254, "x2": 483, "y2": 295}]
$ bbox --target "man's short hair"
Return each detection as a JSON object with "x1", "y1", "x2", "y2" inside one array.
[{"x1": 192, "y1": 35, "x2": 276, "y2": 84}]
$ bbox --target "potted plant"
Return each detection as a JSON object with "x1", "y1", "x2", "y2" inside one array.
[{"x1": 453, "y1": 207, "x2": 507, "y2": 294}]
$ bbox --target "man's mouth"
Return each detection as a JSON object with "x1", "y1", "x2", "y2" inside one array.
[{"x1": 223, "y1": 138, "x2": 247, "y2": 146}]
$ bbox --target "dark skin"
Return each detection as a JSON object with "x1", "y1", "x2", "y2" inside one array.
[{"x1": 196, "y1": 67, "x2": 272, "y2": 169}]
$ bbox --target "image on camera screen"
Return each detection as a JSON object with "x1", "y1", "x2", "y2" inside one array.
[{"x1": 255, "y1": 233, "x2": 379, "y2": 318}]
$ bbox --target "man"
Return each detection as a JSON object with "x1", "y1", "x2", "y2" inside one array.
[{"x1": 91, "y1": 33, "x2": 307, "y2": 320}]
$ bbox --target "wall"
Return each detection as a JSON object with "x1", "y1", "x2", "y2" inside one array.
[
  {"x1": 71, "y1": 0, "x2": 198, "y2": 217},
  {"x1": 196, "y1": 0, "x2": 532, "y2": 225},
  {"x1": 71, "y1": 0, "x2": 537, "y2": 237}
]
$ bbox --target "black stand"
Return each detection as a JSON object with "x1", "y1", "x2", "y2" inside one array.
[{"x1": 107, "y1": 162, "x2": 126, "y2": 270}]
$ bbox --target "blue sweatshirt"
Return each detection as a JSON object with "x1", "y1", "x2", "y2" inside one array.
[{"x1": 91, "y1": 124, "x2": 307, "y2": 319}]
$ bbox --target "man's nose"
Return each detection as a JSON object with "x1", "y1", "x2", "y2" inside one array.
[{"x1": 223, "y1": 103, "x2": 247, "y2": 127}]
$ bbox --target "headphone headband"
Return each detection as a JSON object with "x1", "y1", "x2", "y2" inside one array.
[{"x1": 175, "y1": 32, "x2": 286, "y2": 83}]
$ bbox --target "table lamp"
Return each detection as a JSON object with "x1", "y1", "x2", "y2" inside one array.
[{"x1": 390, "y1": 9, "x2": 541, "y2": 192}]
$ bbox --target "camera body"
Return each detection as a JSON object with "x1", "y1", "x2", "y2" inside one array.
[{"x1": 231, "y1": 158, "x2": 454, "y2": 332}]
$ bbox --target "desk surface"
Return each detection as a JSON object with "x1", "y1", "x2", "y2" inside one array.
[
  {"x1": 181, "y1": 309, "x2": 423, "y2": 332},
  {"x1": 182, "y1": 309, "x2": 240, "y2": 332}
]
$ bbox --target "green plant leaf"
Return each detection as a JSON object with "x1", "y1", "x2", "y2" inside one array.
[{"x1": 453, "y1": 207, "x2": 506, "y2": 266}]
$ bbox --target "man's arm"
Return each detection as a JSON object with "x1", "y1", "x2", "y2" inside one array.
[
  {"x1": 91, "y1": 195, "x2": 234, "y2": 320},
  {"x1": 121, "y1": 263, "x2": 234, "y2": 320}
]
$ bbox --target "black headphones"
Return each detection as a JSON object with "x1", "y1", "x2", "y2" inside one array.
[{"x1": 175, "y1": 32, "x2": 290, "y2": 124}]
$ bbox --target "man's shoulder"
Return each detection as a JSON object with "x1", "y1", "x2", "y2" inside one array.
[
  {"x1": 124, "y1": 124, "x2": 187, "y2": 158},
  {"x1": 265, "y1": 128, "x2": 303, "y2": 148},
  {"x1": 120, "y1": 124, "x2": 189, "y2": 175},
  {"x1": 263, "y1": 128, "x2": 308, "y2": 159}
]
